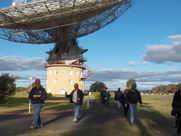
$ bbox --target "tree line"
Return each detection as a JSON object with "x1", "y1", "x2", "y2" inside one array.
[{"x1": 151, "y1": 84, "x2": 181, "y2": 94}]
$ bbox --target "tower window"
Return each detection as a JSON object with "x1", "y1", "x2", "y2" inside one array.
[
  {"x1": 70, "y1": 70, "x2": 73, "y2": 76},
  {"x1": 68, "y1": 79, "x2": 73, "y2": 85},
  {"x1": 53, "y1": 79, "x2": 58, "y2": 84},
  {"x1": 49, "y1": 71, "x2": 52, "y2": 75}
]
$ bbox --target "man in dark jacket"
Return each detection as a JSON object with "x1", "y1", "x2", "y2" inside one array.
[
  {"x1": 126, "y1": 81, "x2": 142, "y2": 126},
  {"x1": 172, "y1": 85, "x2": 181, "y2": 135},
  {"x1": 29, "y1": 79, "x2": 47, "y2": 129},
  {"x1": 114, "y1": 88, "x2": 122, "y2": 109},
  {"x1": 65, "y1": 83, "x2": 84, "y2": 123},
  {"x1": 115, "y1": 88, "x2": 127, "y2": 116},
  {"x1": 100, "y1": 87, "x2": 111, "y2": 105}
]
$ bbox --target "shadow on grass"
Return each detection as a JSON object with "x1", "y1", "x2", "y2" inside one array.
[
  {"x1": 62, "y1": 101, "x2": 176, "y2": 136},
  {"x1": 137, "y1": 108, "x2": 176, "y2": 136},
  {"x1": 0, "y1": 100, "x2": 177, "y2": 136}
]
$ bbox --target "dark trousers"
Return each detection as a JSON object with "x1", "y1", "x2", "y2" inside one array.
[
  {"x1": 176, "y1": 113, "x2": 181, "y2": 134},
  {"x1": 101, "y1": 97, "x2": 109, "y2": 105},
  {"x1": 119, "y1": 102, "x2": 129, "y2": 117},
  {"x1": 124, "y1": 103, "x2": 129, "y2": 116}
]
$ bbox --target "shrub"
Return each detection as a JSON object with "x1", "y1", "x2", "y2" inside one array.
[
  {"x1": 89, "y1": 81, "x2": 106, "y2": 92},
  {"x1": 0, "y1": 74, "x2": 16, "y2": 103}
]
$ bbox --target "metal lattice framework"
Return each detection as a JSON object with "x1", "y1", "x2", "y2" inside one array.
[{"x1": 0, "y1": 0, "x2": 132, "y2": 44}]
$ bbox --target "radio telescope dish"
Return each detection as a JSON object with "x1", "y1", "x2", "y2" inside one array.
[
  {"x1": 0, "y1": 0, "x2": 133, "y2": 94},
  {"x1": 0, "y1": 0, "x2": 132, "y2": 43}
]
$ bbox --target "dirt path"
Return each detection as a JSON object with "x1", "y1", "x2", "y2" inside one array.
[{"x1": 0, "y1": 101, "x2": 125, "y2": 136}]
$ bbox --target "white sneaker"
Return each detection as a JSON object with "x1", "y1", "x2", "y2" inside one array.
[{"x1": 73, "y1": 119, "x2": 78, "y2": 123}]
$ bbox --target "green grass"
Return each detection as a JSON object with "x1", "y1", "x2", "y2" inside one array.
[
  {"x1": 0, "y1": 93, "x2": 177, "y2": 136},
  {"x1": 61, "y1": 95, "x2": 176, "y2": 136},
  {"x1": 0, "y1": 92, "x2": 88, "y2": 113}
]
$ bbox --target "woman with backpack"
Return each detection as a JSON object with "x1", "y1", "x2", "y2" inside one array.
[{"x1": 125, "y1": 79, "x2": 142, "y2": 126}]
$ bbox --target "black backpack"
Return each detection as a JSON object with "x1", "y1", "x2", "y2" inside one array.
[{"x1": 129, "y1": 90, "x2": 140, "y2": 103}]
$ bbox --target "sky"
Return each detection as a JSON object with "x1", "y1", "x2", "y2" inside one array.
[{"x1": 0, "y1": 0, "x2": 181, "y2": 90}]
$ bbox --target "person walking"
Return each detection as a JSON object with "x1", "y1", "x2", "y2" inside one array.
[
  {"x1": 100, "y1": 87, "x2": 111, "y2": 105},
  {"x1": 114, "y1": 88, "x2": 122, "y2": 109},
  {"x1": 124, "y1": 89, "x2": 129, "y2": 117},
  {"x1": 126, "y1": 79, "x2": 142, "y2": 126},
  {"x1": 65, "y1": 83, "x2": 84, "y2": 123},
  {"x1": 115, "y1": 88, "x2": 127, "y2": 116},
  {"x1": 29, "y1": 79, "x2": 47, "y2": 129},
  {"x1": 172, "y1": 84, "x2": 181, "y2": 135}
]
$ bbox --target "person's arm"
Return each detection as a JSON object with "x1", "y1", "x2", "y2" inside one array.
[
  {"x1": 172, "y1": 93, "x2": 176, "y2": 110},
  {"x1": 41, "y1": 88, "x2": 48, "y2": 100},
  {"x1": 78, "y1": 90, "x2": 84, "y2": 102},
  {"x1": 82, "y1": 91, "x2": 84, "y2": 99},
  {"x1": 138, "y1": 91, "x2": 142, "y2": 105},
  {"x1": 125, "y1": 91, "x2": 130, "y2": 104},
  {"x1": 65, "y1": 91, "x2": 72, "y2": 98},
  {"x1": 29, "y1": 89, "x2": 33, "y2": 100}
]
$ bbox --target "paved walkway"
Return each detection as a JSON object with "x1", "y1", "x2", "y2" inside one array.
[{"x1": 0, "y1": 101, "x2": 125, "y2": 136}]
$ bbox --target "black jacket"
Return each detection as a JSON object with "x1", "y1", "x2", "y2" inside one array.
[
  {"x1": 172, "y1": 90, "x2": 181, "y2": 113},
  {"x1": 66, "y1": 89, "x2": 84, "y2": 105},
  {"x1": 29, "y1": 86, "x2": 47, "y2": 104},
  {"x1": 114, "y1": 91, "x2": 125, "y2": 103},
  {"x1": 126, "y1": 89, "x2": 142, "y2": 104}
]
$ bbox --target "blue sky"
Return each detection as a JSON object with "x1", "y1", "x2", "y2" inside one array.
[{"x1": 0, "y1": 0, "x2": 181, "y2": 90}]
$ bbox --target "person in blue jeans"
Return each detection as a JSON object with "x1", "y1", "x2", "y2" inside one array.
[
  {"x1": 126, "y1": 79, "x2": 142, "y2": 126},
  {"x1": 65, "y1": 83, "x2": 84, "y2": 123},
  {"x1": 29, "y1": 79, "x2": 47, "y2": 129}
]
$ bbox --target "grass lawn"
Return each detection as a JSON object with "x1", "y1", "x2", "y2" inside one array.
[
  {"x1": 0, "y1": 92, "x2": 84, "y2": 114},
  {"x1": 0, "y1": 92, "x2": 86, "y2": 114},
  {"x1": 0, "y1": 93, "x2": 177, "y2": 136},
  {"x1": 61, "y1": 95, "x2": 176, "y2": 136}
]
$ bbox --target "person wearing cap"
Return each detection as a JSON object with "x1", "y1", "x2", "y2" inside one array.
[
  {"x1": 29, "y1": 79, "x2": 47, "y2": 129},
  {"x1": 65, "y1": 83, "x2": 84, "y2": 123},
  {"x1": 172, "y1": 84, "x2": 181, "y2": 135}
]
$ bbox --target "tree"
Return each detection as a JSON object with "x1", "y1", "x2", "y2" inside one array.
[
  {"x1": 126, "y1": 79, "x2": 136, "y2": 89},
  {"x1": 89, "y1": 81, "x2": 106, "y2": 92},
  {"x1": 151, "y1": 84, "x2": 180, "y2": 94},
  {"x1": 0, "y1": 74, "x2": 16, "y2": 103}
]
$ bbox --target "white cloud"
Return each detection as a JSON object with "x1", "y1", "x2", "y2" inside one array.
[
  {"x1": 143, "y1": 34, "x2": 181, "y2": 63},
  {"x1": 128, "y1": 61, "x2": 147, "y2": 66},
  {"x1": 89, "y1": 69, "x2": 181, "y2": 82},
  {"x1": 87, "y1": 69, "x2": 181, "y2": 89},
  {"x1": 0, "y1": 56, "x2": 46, "y2": 71},
  {"x1": 168, "y1": 34, "x2": 181, "y2": 41}
]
